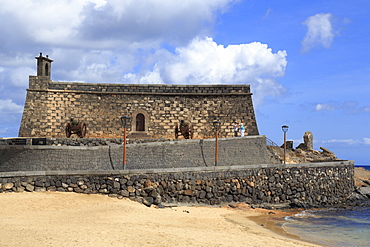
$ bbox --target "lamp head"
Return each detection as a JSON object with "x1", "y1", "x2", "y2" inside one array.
[
  {"x1": 213, "y1": 120, "x2": 221, "y2": 131},
  {"x1": 282, "y1": 125, "x2": 289, "y2": 133},
  {"x1": 120, "y1": 116, "x2": 131, "y2": 128}
]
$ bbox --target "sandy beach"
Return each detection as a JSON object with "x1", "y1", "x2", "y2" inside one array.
[{"x1": 0, "y1": 192, "x2": 318, "y2": 247}]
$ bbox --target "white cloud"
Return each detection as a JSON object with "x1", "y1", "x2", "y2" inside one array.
[
  {"x1": 321, "y1": 138, "x2": 370, "y2": 146},
  {"x1": 0, "y1": 99, "x2": 23, "y2": 114},
  {"x1": 302, "y1": 13, "x2": 335, "y2": 52},
  {"x1": 322, "y1": 139, "x2": 360, "y2": 145},
  {"x1": 0, "y1": 0, "x2": 289, "y2": 136},
  {"x1": 363, "y1": 138, "x2": 370, "y2": 145},
  {"x1": 264, "y1": 7, "x2": 273, "y2": 19},
  {"x1": 0, "y1": 0, "x2": 234, "y2": 50},
  {"x1": 10, "y1": 67, "x2": 35, "y2": 87},
  {"x1": 315, "y1": 103, "x2": 335, "y2": 111},
  {"x1": 0, "y1": 66, "x2": 35, "y2": 89},
  {"x1": 313, "y1": 101, "x2": 370, "y2": 114},
  {"x1": 123, "y1": 37, "x2": 287, "y2": 106}
]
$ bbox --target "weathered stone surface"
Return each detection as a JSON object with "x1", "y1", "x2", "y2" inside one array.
[
  {"x1": 127, "y1": 186, "x2": 135, "y2": 193},
  {"x1": 35, "y1": 187, "x2": 46, "y2": 192},
  {"x1": 143, "y1": 197, "x2": 154, "y2": 207},
  {"x1": 113, "y1": 181, "x2": 120, "y2": 189},
  {"x1": 26, "y1": 184, "x2": 35, "y2": 192},
  {"x1": 47, "y1": 186, "x2": 57, "y2": 191},
  {"x1": 17, "y1": 186, "x2": 25, "y2": 192},
  {"x1": 121, "y1": 190, "x2": 129, "y2": 197},
  {"x1": 3, "y1": 183, "x2": 14, "y2": 190}
]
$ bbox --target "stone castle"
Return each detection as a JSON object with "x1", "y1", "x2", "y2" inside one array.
[
  {"x1": 2, "y1": 53, "x2": 357, "y2": 210},
  {"x1": 18, "y1": 53, "x2": 259, "y2": 139}
]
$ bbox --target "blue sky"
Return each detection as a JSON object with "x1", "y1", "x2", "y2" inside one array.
[{"x1": 0, "y1": 0, "x2": 369, "y2": 163}]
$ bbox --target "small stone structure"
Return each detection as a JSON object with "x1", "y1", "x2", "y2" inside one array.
[
  {"x1": 19, "y1": 53, "x2": 259, "y2": 139},
  {"x1": 296, "y1": 131, "x2": 313, "y2": 151},
  {"x1": 303, "y1": 131, "x2": 313, "y2": 150}
]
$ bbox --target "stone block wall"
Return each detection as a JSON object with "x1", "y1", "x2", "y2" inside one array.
[
  {"x1": 0, "y1": 161, "x2": 354, "y2": 208},
  {"x1": 19, "y1": 81, "x2": 259, "y2": 139},
  {"x1": 0, "y1": 136, "x2": 275, "y2": 172}
]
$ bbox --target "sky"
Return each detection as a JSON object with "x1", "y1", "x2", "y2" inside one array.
[{"x1": 0, "y1": 0, "x2": 369, "y2": 164}]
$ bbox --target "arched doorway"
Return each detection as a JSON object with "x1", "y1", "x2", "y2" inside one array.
[{"x1": 136, "y1": 113, "x2": 145, "y2": 131}]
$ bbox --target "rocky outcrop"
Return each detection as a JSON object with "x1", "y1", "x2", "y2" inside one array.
[
  {"x1": 281, "y1": 131, "x2": 339, "y2": 163},
  {"x1": 266, "y1": 145, "x2": 339, "y2": 164},
  {"x1": 350, "y1": 167, "x2": 370, "y2": 202}
]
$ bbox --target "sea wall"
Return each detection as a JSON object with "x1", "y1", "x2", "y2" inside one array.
[
  {"x1": 0, "y1": 136, "x2": 276, "y2": 172},
  {"x1": 0, "y1": 161, "x2": 354, "y2": 208}
]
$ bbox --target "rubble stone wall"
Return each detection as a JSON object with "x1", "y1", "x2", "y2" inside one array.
[
  {"x1": 19, "y1": 79, "x2": 259, "y2": 139},
  {"x1": 0, "y1": 161, "x2": 354, "y2": 208}
]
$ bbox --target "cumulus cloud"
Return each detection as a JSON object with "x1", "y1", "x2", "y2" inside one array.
[
  {"x1": 80, "y1": 0, "x2": 233, "y2": 47},
  {"x1": 0, "y1": 0, "x2": 233, "y2": 50},
  {"x1": 0, "y1": 0, "x2": 288, "y2": 136},
  {"x1": 302, "y1": 13, "x2": 335, "y2": 52},
  {"x1": 9, "y1": 67, "x2": 35, "y2": 87},
  {"x1": 364, "y1": 138, "x2": 370, "y2": 145},
  {"x1": 123, "y1": 37, "x2": 287, "y2": 105},
  {"x1": 0, "y1": 99, "x2": 23, "y2": 114},
  {"x1": 0, "y1": 0, "x2": 239, "y2": 86}
]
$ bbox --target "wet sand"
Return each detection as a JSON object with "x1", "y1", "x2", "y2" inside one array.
[{"x1": 0, "y1": 192, "x2": 318, "y2": 247}]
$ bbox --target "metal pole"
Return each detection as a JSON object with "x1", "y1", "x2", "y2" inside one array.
[
  {"x1": 283, "y1": 131, "x2": 286, "y2": 164},
  {"x1": 123, "y1": 127, "x2": 127, "y2": 170},
  {"x1": 215, "y1": 130, "x2": 219, "y2": 166}
]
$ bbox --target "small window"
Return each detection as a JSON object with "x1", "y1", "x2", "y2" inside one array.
[{"x1": 136, "y1": 113, "x2": 145, "y2": 131}]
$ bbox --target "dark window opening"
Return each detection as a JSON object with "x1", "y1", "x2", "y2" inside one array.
[
  {"x1": 136, "y1": 113, "x2": 145, "y2": 131},
  {"x1": 45, "y1": 64, "x2": 49, "y2": 76}
]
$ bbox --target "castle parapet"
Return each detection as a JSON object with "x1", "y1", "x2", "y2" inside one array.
[{"x1": 29, "y1": 75, "x2": 51, "y2": 90}]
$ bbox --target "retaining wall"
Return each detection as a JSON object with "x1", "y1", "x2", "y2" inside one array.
[
  {"x1": 0, "y1": 161, "x2": 354, "y2": 208},
  {"x1": 0, "y1": 136, "x2": 276, "y2": 172}
]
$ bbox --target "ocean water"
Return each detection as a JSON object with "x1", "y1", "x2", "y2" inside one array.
[
  {"x1": 283, "y1": 206, "x2": 370, "y2": 246},
  {"x1": 355, "y1": 164, "x2": 370, "y2": 171},
  {"x1": 282, "y1": 164, "x2": 370, "y2": 246}
]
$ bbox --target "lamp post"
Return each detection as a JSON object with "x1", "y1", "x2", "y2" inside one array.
[
  {"x1": 120, "y1": 116, "x2": 131, "y2": 170},
  {"x1": 282, "y1": 125, "x2": 289, "y2": 164},
  {"x1": 213, "y1": 120, "x2": 221, "y2": 166}
]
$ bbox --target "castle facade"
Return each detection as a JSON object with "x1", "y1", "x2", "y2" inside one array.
[{"x1": 19, "y1": 53, "x2": 259, "y2": 139}]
